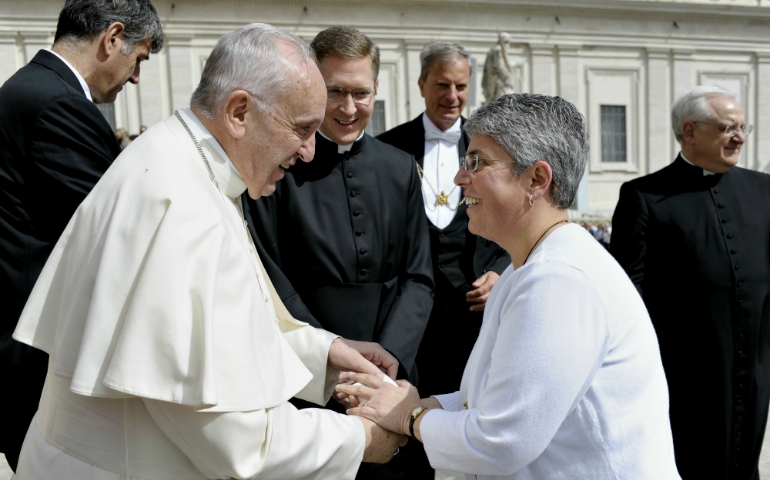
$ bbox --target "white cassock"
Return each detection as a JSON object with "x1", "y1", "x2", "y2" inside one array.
[{"x1": 12, "y1": 108, "x2": 365, "y2": 480}]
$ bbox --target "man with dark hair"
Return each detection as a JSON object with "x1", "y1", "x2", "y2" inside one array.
[
  {"x1": 611, "y1": 85, "x2": 770, "y2": 479},
  {"x1": 245, "y1": 26, "x2": 434, "y2": 479},
  {"x1": 0, "y1": 0, "x2": 163, "y2": 470}
]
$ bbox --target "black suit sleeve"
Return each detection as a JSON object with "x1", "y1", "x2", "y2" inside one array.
[
  {"x1": 610, "y1": 182, "x2": 648, "y2": 295},
  {"x1": 243, "y1": 192, "x2": 323, "y2": 329},
  {"x1": 27, "y1": 94, "x2": 118, "y2": 241},
  {"x1": 376, "y1": 159, "x2": 434, "y2": 377}
]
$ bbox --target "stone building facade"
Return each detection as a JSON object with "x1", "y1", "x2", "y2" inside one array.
[{"x1": 1, "y1": 0, "x2": 769, "y2": 213}]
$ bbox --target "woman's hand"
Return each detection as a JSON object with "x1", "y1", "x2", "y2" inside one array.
[{"x1": 336, "y1": 373, "x2": 421, "y2": 436}]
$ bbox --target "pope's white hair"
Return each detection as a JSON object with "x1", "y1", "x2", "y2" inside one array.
[{"x1": 190, "y1": 23, "x2": 316, "y2": 118}]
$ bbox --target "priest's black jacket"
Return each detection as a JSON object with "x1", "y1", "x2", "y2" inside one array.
[
  {"x1": 611, "y1": 156, "x2": 770, "y2": 480},
  {"x1": 244, "y1": 132, "x2": 434, "y2": 382},
  {"x1": 0, "y1": 50, "x2": 120, "y2": 469},
  {"x1": 376, "y1": 113, "x2": 510, "y2": 397}
]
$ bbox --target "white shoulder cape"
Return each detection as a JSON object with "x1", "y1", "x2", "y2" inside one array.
[{"x1": 14, "y1": 112, "x2": 314, "y2": 412}]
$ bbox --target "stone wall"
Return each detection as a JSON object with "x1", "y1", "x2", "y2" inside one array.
[{"x1": 2, "y1": 0, "x2": 768, "y2": 212}]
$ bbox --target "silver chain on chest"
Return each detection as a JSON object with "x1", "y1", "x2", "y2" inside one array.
[
  {"x1": 174, "y1": 110, "x2": 269, "y2": 302},
  {"x1": 175, "y1": 110, "x2": 220, "y2": 190}
]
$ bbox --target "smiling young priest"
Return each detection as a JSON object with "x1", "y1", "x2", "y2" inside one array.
[{"x1": 243, "y1": 26, "x2": 434, "y2": 479}]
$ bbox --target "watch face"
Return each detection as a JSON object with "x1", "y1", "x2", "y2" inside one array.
[{"x1": 412, "y1": 406, "x2": 426, "y2": 417}]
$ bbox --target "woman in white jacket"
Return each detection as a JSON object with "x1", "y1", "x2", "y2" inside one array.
[{"x1": 340, "y1": 93, "x2": 681, "y2": 480}]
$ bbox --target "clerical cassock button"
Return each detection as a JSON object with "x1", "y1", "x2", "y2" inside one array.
[
  {"x1": 731, "y1": 249, "x2": 737, "y2": 254},
  {"x1": 727, "y1": 233, "x2": 733, "y2": 239},
  {"x1": 350, "y1": 190, "x2": 357, "y2": 197},
  {"x1": 359, "y1": 268, "x2": 367, "y2": 276},
  {"x1": 353, "y1": 210, "x2": 360, "y2": 216},
  {"x1": 347, "y1": 172, "x2": 354, "y2": 178},
  {"x1": 359, "y1": 248, "x2": 368, "y2": 254},
  {"x1": 722, "y1": 219, "x2": 728, "y2": 224},
  {"x1": 355, "y1": 230, "x2": 363, "y2": 236},
  {"x1": 718, "y1": 203, "x2": 725, "y2": 209}
]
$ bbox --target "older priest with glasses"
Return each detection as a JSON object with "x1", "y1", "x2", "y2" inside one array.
[
  {"x1": 244, "y1": 26, "x2": 433, "y2": 479},
  {"x1": 611, "y1": 85, "x2": 770, "y2": 479}
]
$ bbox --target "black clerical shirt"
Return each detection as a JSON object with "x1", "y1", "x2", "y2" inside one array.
[{"x1": 245, "y1": 132, "x2": 434, "y2": 380}]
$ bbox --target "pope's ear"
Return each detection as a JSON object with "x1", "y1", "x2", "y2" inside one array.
[{"x1": 223, "y1": 90, "x2": 251, "y2": 139}]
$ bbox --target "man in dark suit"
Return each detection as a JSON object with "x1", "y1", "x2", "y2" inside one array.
[
  {"x1": 245, "y1": 26, "x2": 433, "y2": 479},
  {"x1": 378, "y1": 41, "x2": 509, "y2": 400},
  {"x1": 0, "y1": 0, "x2": 163, "y2": 470},
  {"x1": 611, "y1": 85, "x2": 770, "y2": 480}
]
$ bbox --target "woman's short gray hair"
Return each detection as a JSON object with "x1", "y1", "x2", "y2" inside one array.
[
  {"x1": 464, "y1": 93, "x2": 589, "y2": 209},
  {"x1": 190, "y1": 23, "x2": 316, "y2": 118},
  {"x1": 419, "y1": 41, "x2": 470, "y2": 80},
  {"x1": 671, "y1": 85, "x2": 737, "y2": 143}
]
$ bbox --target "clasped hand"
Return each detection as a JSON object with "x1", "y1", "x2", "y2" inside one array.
[
  {"x1": 336, "y1": 373, "x2": 423, "y2": 441},
  {"x1": 327, "y1": 339, "x2": 408, "y2": 462}
]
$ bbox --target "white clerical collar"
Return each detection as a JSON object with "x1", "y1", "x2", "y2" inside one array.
[
  {"x1": 318, "y1": 129, "x2": 365, "y2": 154},
  {"x1": 178, "y1": 108, "x2": 247, "y2": 199},
  {"x1": 423, "y1": 113, "x2": 462, "y2": 143},
  {"x1": 680, "y1": 152, "x2": 716, "y2": 176},
  {"x1": 45, "y1": 48, "x2": 92, "y2": 101}
]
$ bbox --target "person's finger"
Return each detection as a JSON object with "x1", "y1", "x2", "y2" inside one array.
[
  {"x1": 349, "y1": 372, "x2": 383, "y2": 387},
  {"x1": 469, "y1": 303, "x2": 486, "y2": 312},
  {"x1": 336, "y1": 380, "x2": 376, "y2": 399},
  {"x1": 395, "y1": 379, "x2": 412, "y2": 388},
  {"x1": 384, "y1": 361, "x2": 398, "y2": 380}
]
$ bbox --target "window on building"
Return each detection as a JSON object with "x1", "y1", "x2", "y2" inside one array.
[
  {"x1": 96, "y1": 103, "x2": 116, "y2": 131},
  {"x1": 365, "y1": 100, "x2": 386, "y2": 137},
  {"x1": 600, "y1": 105, "x2": 626, "y2": 163}
]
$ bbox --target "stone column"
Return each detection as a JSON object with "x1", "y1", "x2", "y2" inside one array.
[
  {"x1": 646, "y1": 48, "x2": 672, "y2": 174},
  {"x1": 670, "y1": 49, "x2": 694, "y2": 160},
  {"x1": 529, "y1": 43, "x2": 556, "y2": 96},
  {"x1": 405, "y1": 42, "x2": 424, "y2": 119},
  {"x1": 756, "y1": 52, "x2": 770, "y2": 172},
  {"x1": 556, "y1": 45, "x2": 587, "y2": 211},
  {"x1": 158, "y1": 36, "x2": 173, "y2": 120}
]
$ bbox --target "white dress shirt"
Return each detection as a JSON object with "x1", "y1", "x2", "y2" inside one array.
[
  {"x1": 44, "y1": 49, "x2": 92, "y2": 101},
  {"x1": 422, "y1": 113, "x2": 462, "y2": 229}
]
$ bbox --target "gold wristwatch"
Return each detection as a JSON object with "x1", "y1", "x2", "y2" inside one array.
[{"x1": 409, "y1": 406, "x2": 428, "y2": 438}]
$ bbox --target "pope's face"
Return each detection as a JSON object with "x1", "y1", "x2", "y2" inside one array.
[
  {"x1": 241, "y1": 59, "x2": 326, "y2": 199},
  {"x1": 419, "y1": 57, "x2": 470, "y2": 131},
  {"x1": 318, "y1": 55, "x2": 378, "y2": 145}
]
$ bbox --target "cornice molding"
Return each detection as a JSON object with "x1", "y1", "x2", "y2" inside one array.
[{"x1": 151, "y1": 0, "x2": 770, "y2": 19}]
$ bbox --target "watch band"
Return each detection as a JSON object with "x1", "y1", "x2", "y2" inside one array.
[{"x1": 409, "y1": 406, "x2": 428, "y2": 438}]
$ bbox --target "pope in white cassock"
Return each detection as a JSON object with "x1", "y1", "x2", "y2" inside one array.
[{"x1": 12, "y1": 23, "x2": 406, "y2": 480}]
